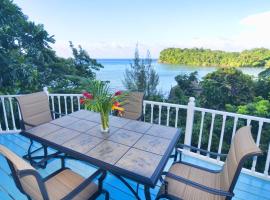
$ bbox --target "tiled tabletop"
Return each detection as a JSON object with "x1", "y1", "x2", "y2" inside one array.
[{"x1": 24, "y1": 110, "x2": 180, "y2": 186}]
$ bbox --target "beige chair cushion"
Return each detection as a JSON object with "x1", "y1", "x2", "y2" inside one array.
[
  {"x1": 161, "y1": 163, "x2": 224, "y2": 200},
  {"x1": 220, "y1": 126, "x2": 261, "y2": 191},
  {"x1": 17, "y1": 92, "x2": 52, "y2": 130},
  {"x1": 45, "y1": 169, "x2": 98, "y2": 200},
  {"x1": 122, "y1": 92, "x2": 144, "y2": 120}
]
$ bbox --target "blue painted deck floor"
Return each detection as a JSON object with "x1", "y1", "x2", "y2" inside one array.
[{"x1": 0, "y1": 134, "x2": 269, "y2": 200}]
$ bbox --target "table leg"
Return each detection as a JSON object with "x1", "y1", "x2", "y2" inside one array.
[{"x1": 144, "y1": 185, "x2": 151, "y2": 200}]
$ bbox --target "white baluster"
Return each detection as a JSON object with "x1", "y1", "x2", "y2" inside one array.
[
  {"x1": 197, "y1": 111, "x2": 205, "y2": 153},
  {"x1": 247, "y1": 118, "x2": 251, "y2": 126},
  {"x1": 8, "y1": 97, "x2": 16, "y2": 130},
  {"x1": 1, "y1": 97, "x2": 9, "y2": 131},
  {"x1": 77, "y1": 96, "x2": 81, "y2": 110},
  {"x1": 71, "y1": 96, "x2": 74, "y2": 113},
  {"x1": 217, "y1": 115, "x2": 227, "y2": 161},
  {"x1": 64, "y1": 96, "x2": 67, "y2": 115},
  {"x1": 166, "y1": 106, "x2": 170, "y2": 126},
  {"x1": 231, "y1": 117, "x2": 238, "y2": 142},
  {"x1": 51, "y1": 96, "x2": 55, "y2": 119},
  {"x1": 150, "y1": 104, "x2": 154, "y2": 124},
  {"x1": 175, "y1": 107, "x2": 179, "y2": 128},
  {"x1": 207, "y1": 113, "x2": 216, "y2": 156},
  {"x1": 57, "y1": 96, "x2": 61, "y2": 117},
  {"x1": 251, "y1": 121, "x2": 263, "y2": 172},
  {"x1": 143, "y1": 102, "x2": 146, "y2": 122},
  {"x1": 158, "y1": 105, "x2": 162, "y2": 125},
  {"x1": 264, "y1": 143, "x2": 270, "y2": 176}
]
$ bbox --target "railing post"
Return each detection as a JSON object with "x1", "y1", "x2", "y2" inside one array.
[
  {"x1": 43, "y1": 87, "x2": 49, "y2": 96},
  {"x1": 184, "y1": 97, "x2": 195, "y2": 147}
]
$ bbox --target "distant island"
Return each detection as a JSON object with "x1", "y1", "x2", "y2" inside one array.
[{"x1": 159, "y1": 48, "x2": 270, "y2": 67}]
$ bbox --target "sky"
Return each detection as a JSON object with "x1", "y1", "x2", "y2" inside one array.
[{"x1": 13, "y1": 0, "x2": 270, "y2": 58}]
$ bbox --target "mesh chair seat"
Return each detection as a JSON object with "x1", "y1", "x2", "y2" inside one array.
[
  {"x1": 160, "y1": 163, "x2": 223, "y2": 200},
  {"x1": 16, "y1": 91, "x2": 52, "y2": 130},
  {"x1": 121, "y1": 92, "x2": 144, "y2": 120}
]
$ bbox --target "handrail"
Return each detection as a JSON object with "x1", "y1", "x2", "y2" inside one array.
[{"x1": 0, "y1": 91, "x2": 270, "y2": 179}]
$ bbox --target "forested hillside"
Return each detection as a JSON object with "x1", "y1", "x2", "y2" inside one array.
[{"x1": 159, "y1": 48, "x2": 270, "y2": 67}]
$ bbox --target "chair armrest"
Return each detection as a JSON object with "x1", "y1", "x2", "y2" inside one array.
[
  {"x1": 61, "y1": 169, "x2": 105, "y2": 200},
  {"x1": 164, "y1": 172, "x2": 233, "y2": 197},
  {"x1": 178, "y1": 144, "x2": 227, "y2": 157}
]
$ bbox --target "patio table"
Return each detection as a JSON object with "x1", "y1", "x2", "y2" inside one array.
[{"x1": 20, "y1": 110, "x2": 181, "y2": 200}]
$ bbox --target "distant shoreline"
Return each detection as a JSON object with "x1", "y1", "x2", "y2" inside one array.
[{"x1": 159, "y1": 48, "x2": 270, "y2": 68}]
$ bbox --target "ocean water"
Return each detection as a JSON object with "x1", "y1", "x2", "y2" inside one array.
[{"x1": 96, "y1": 59, "x2": 265, "y2": 95}]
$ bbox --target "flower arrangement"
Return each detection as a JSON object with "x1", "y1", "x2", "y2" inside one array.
[{"x1": 80, "y1": 80, "x2": 125, "y2": 132}]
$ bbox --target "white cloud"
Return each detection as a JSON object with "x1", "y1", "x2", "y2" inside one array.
[{"x1": 240, "y1": 11, "x2": 270, "y2": 28}]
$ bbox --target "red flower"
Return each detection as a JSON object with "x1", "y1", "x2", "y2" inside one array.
[
  {"x1": 114, "y1": 102, "x2": 120, "y2": 107},
  {"x1": 114, "y1": 91, "x2": 122, "y2": 96},
  {"x1": 83, "y1": 92, "x2": 93, "y2": 99},
  {"x1": 79, "y1": 98, "x2": 85, "y2": 104}
]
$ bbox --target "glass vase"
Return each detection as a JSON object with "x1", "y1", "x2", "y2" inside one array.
[{"x1": 100, "y1": 112, "x2": 109, "y2": 133}]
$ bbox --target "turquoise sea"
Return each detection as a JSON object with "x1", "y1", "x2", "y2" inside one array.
[{"x1": 96, "y1": 59, "x2": 265, "y2": 95}]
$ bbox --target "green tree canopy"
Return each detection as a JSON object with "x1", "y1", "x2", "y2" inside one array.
[
  {"x1": 200, "y1": 68, "x2": 255, "y2": 109},
  {"x1": 0, "y1": 0, "x2": 103, "y2": 94},
  {"x1": 159, "y1": 48, "x2": 270, "y2": 67}
]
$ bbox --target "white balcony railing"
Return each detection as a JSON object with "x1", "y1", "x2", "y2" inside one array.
[{"x1": 0, "y1": 87, "x2": 270, "y2": 180}]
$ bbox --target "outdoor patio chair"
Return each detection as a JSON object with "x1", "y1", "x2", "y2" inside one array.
[
  {"x1": 0, "y1": 144, "x2": 109, "y2": 200},
  {"x1": 157, "y1": 126, "x2": 262, "y2": 200},
  {"x1": 16, "y1": 91, "x2": 60, "y2": 168},
  {"x1": 120, "y1": 92, "x2": 144, "y2": 120}
]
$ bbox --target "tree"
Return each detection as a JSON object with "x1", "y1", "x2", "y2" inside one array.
[
  {"x1": 0, "y1": 0, "x2": 55, "y2": 94},
  {"x1": 200, "y1": 68, "x2": 255, "y2": 109},
  {"x1": 123, "y1": 45, "x2": 159, "y2": 98},
  {"x1": 0, "y1": 0, "x2": 103, "y2": 94},
  {"x1": 168, "y1": 71, "x2": 199, "y2": 104},
  {"x1": 48, "y1": 42, "x2": 103, "y2": 93}
]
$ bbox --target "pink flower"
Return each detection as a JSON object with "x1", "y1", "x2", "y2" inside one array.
[
  {"x1": 114, "y1": 91, "x2": 122, "y2": 96},
  {"x1": 83, "y1": 92, "x2": 93, "y2": 99}
]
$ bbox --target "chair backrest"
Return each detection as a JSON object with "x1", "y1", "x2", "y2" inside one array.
[
  {"x1": 17, "y1": 91, "x2": 52, "y2": 130},
  {"x1": 220, "y1": 126, "x2": 262, "y2": 194},
  {"x1": 121, "y1": 92, "x2": 144, "y2": 120},
  {"x1": 0, "y1": 145, "x2": 48, "y2": 200}
]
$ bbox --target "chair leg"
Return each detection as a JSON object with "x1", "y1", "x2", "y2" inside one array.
[
  {"x1": 173, "y1": 147, "x2": 178, "y2": 161},
  {"x1": 23, "y1": 139, "x2": 59, "y2": 169},
  {"x1": 103, "y1": 190, "x2": 109, "y2": 200}
]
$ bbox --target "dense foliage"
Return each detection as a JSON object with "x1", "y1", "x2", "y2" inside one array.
[
  {"x1": 200, "y1": 68, "x2": 255, "y2": 109},
  {"x1": 0, "y1": 0, "x2": 103, "y2": 94},
  {"x1": 159, "y1": 48, "x2": 270, "y2": 67},
  {"x1": 167, "y1": 67, "x2": 270, "y2": 172}
]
